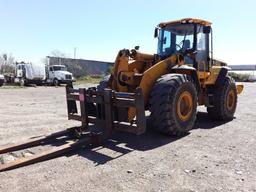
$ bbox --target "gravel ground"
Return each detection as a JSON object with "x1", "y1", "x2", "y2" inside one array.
[{"x1": 0, "y1": 83, "x2": 255, "y2": 192}]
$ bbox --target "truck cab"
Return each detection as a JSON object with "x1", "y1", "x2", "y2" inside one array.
[
  {"x1": 47, "y1": 65, "x2": 75, "y2": 86},
  {"x1": 16, "y1": 63, "x2": 25, "y2": 78}
]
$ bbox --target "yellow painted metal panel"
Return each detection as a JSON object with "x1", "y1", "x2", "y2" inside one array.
[
  {"x1": 236, "y1": 83, "x2": 244, "y2": 94},
  {"x1": 159, "y1": 18, "x2": 212, "y2": 28},
  {"x1": 127, "y1": 55, "x2": 178, "y2": 121}
]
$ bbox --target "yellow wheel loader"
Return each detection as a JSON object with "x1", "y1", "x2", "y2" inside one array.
[
  {"x1": 0, "y1": 18, "x2": 244, "y2": 172},
  {"x1": 66, "y1": 18, "x2": 243, "y2": 136}
]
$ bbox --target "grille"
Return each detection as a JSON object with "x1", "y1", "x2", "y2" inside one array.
[{"x1": 65, "y1": 75, "x2": 72, "y2": 80}]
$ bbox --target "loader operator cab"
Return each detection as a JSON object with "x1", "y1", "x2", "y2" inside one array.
[{"x1": 155, "y1": 18, "x2": 212, "y2": 71}]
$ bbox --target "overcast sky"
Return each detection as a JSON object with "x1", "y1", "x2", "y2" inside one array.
[{"x1": 0, "y1": 0, "x2": 255, "y2": 64}]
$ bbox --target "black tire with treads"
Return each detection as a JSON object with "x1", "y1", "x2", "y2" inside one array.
[
  {"x1": 85, "y1": 76, "x2": 111, "y2": 116},
  {"x1": 149, "y1": 74, "x2": 197, "y2": 136},
  {"x1": 207, "y1": 76, "x2": 237, "y2": 121},
  {"x1": 53, "y1": 78, "x2": 59, "y2": 86},
  {"x1": 97, "y1": 75, "x2": 110, "y2": 91}
]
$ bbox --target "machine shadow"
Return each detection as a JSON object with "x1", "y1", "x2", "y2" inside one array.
[
  {"x1": 194, "y1": 111, "x2": 231, "y2": 129},
  {"x1": 75, "y1": 111, "x2": 229, "y2": 165},
  {"x1": 0, "y1": 111, "x2": 232, "y2": 172},
  {"x1": 75, "y1": 129, "x2": 186, "y2": 165}
]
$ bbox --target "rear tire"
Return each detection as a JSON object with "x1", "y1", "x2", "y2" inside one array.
[
  {"x1": 207, "y1": 76, "x2": 237, "y2": 121},
  {"x1": 149, "y1": 74, "x2": 197, "y2": 136}
]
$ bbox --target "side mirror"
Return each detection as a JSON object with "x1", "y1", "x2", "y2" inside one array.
[
  {"x1": 203, "y1": 26, "x2": 211, "y2": 34},
  {"x1": 154, "y1": 28, "x2": 159, "y2": 38},
  {"x1": 134, "y1": 46, "x2": 140, "y2": 50}
]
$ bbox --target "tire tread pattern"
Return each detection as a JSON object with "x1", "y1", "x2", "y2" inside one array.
[
  {"x1": 207, "y1": 76, "x2": 237, "y2": 121},
  {"x1": 149, "y1": 74, "x2": 197, "y2": 136}
]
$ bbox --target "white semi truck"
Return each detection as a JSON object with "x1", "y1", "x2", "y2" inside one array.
[
  {"x1": 14, "y1": 62, "x2": 75, "y2": 86},
  {"x1": 14, "y1": 62, "x2": 46, "y2": 86},
  {"x1": 46, "y1": 65, "x2": 75, "y2": 86}
]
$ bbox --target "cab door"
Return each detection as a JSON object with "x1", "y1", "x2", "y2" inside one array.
[
  {"x1": 49, "y1": 66, "x2": 54, "y2": 79},
  {"x1": 195, "y1": 25, "x2": 211, "y2": 71}
]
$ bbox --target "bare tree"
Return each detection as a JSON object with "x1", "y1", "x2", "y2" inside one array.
[
  {"x1": 42, "y1": 49, "x2": 68, "y2": 65},
  {"x1": 49, "y1": 49, "x2": 68, "y2": 58},
  {"x1": 0, "y1": 53, "x2": 15, "y2": 74}
]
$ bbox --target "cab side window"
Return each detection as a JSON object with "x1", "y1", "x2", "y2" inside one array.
[{"x1": 196, "y1": 26, "x2": 209, "y2": 71}]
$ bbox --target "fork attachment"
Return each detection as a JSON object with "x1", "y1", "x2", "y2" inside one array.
[{"x1": 66, "y1": 85, "x2": 146, "y2": 140}]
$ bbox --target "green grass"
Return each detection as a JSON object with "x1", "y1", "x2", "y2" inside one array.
[
  {"x1": 75, "y1": 75, "x2": 103, "y2": 84},
  {"x1": 228, "y1": 72, "x2": 250, "y2": 82}
]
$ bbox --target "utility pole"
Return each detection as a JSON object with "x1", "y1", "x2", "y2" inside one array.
[{"x1": 74, "y1": 47, "x2": 77, "y2": 59}]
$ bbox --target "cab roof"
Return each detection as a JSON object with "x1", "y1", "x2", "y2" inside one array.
[{"x1": 158, "y1": 18, "x2": 212, "y2": 28}]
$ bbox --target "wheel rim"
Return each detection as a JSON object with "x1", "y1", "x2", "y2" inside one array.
[
  {"x1": 227, "y1": 89, "x2": 235, "y2": 111},
  {"x1": 177, "y1": 91, "x2": 193, "y2": 121}
]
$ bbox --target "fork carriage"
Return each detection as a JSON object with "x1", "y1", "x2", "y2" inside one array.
[{"x1": 66, "y1": 85, "x2": 147, "y2": 140}]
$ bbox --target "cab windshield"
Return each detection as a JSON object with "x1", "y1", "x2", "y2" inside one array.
[
  {"x1": 53, "y1": 66, "x2": 67, "y2": 71},
  {"x1": 157, "y1": 23, "x2": 195, "y2": 58}
]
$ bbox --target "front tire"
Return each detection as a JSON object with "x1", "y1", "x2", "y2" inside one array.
[
  {"x1": 207, "y1": 77, "x2": 237, "y2": 121},
  {"x1": 20, "y1": 79, "x2": 25, "y2": 86},
  {"x1": 149, "y1": 74, "x2": 197, "y2": 136},
  {"x1": 53, "y1": 78, "x2": 59, "y2": 86}
]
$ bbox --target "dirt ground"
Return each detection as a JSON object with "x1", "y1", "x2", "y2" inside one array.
[{"x1": 0, "y1": 83, "x2": 255, "y2": 192}]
